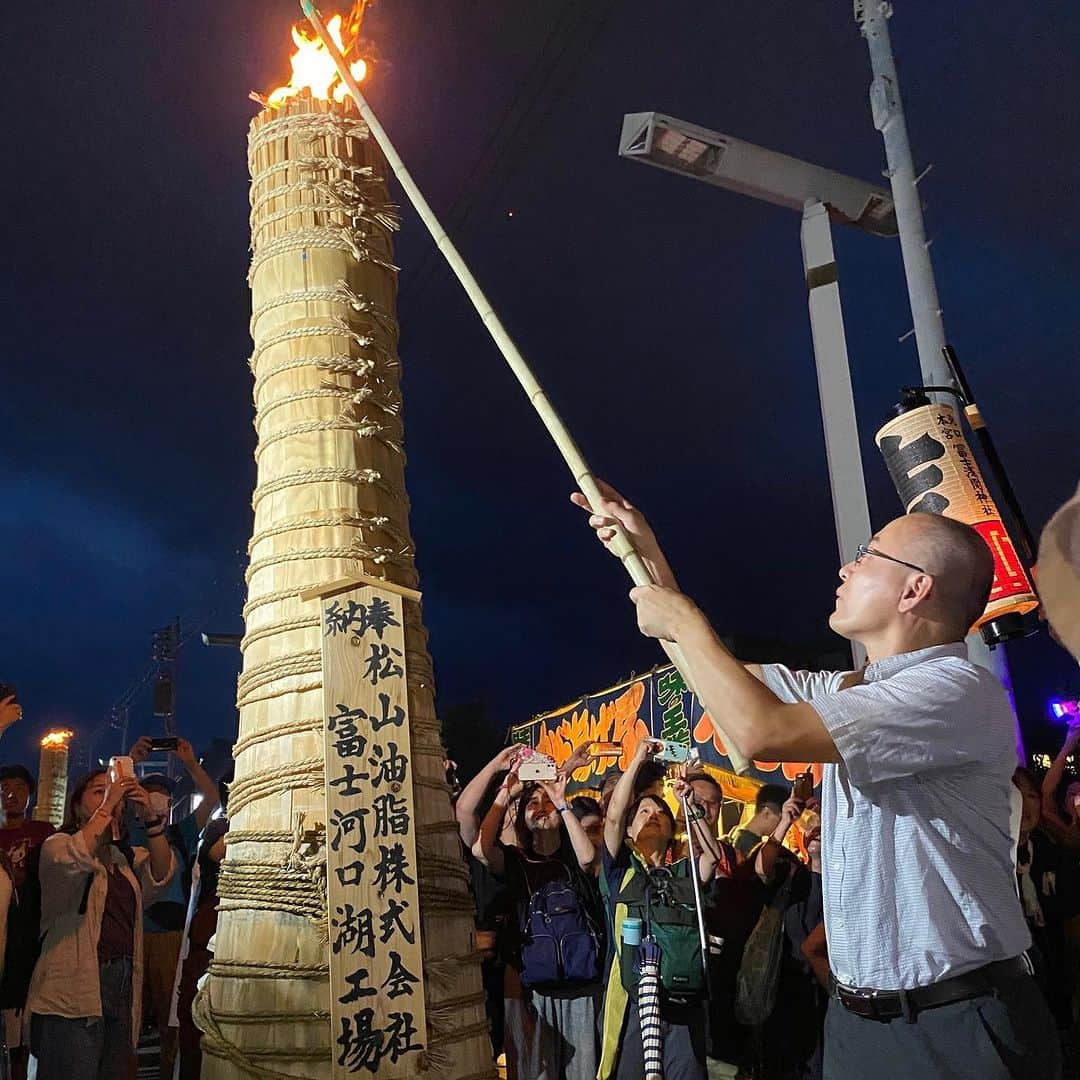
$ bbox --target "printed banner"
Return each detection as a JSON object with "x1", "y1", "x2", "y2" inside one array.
[
  {"x1": 509, "y1": 665, "x2": 823, "y2": 799},
  {"x1": 875, "y1": 401, "x2": 1038, "y2": 626},
  {"x1": 321, "y1": 587, "x2": 426, "y2": 1078}
]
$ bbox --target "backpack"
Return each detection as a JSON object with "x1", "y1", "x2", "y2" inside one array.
[
  {"x1": 518, "y1": 870, "x2": 601, "y2": 990},
  {"x1": 734, "y1": 859, "x2": 796, "y2": 1026},
  {"x1": 616, "y1": 857, "x2": 706, "y2": 1000}
]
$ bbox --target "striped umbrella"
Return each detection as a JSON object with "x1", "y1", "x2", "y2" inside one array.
[{"x1": 638, "y1": 937, "x2": 664, "y2": 1080}]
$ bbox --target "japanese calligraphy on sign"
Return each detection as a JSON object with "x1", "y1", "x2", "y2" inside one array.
[
  {"x1": 320, "y1": 584, "x2": 425, "y2": 1077},
  {"x1": 875, "y1": 401, "x2": 1038, "y2": 625}
]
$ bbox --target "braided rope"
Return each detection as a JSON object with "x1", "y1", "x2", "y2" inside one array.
[
  {"x1": 242, "y1": 587, "x2": 307, "y2": 620},
  {"x1": 205, "y1": 1008, "x2": 330, "y2": 1025},
  {"x1": 252, "y1": 417, "x2": 399, "y2": 465},
  {"x1": 233, "y1": 715, "x2": 322, "y2": 758},
  {"x1": 226, "y1": 756, "x2": 324, "y2": 818},
  {"x1": 249, "y1": 319, "x2": 389, "y2": 372},
  {"x1": 251, "y1": 189, "x2": 399, "y2": 243},
  {"x1": 248, "y1": 511, "x2": 397, "y2": 552},
  {"x1": 235, "y1": 677, "x2": 323, "y2": 710},
  {"x1": 236, "y1": 650, "x2": 322, "y2": 695},
  {"x1": 250, "y1": 467, "x2": 395, "y2": 510},
  {"x1": 251, "y1": 353, "x2": 376, "y2": 402},
  {"x1": 217, "y1": 863, "x2": 324, "y2": 921},
  {"x1": 247, "y1": 110, "x2": 369, "y2": 158},
  {"x1": 248, "y1": 157, "x2": 374, "y2": 192},
  {"x1": 240, "y1": 616, "x2": 319, "y2": 651},
  {"x1": 248, "y1": 227, "x2": 397, "y2": 284},
  {"x1": 225, "y1": 829, "x2": 295, "y2": 846},
  {"x1": 249, "y1": 281, "x2": 396, "y2": 338},
  {"x1": 209, "y1": 957, "x2": 328, "y2": 979},
  {"x1": 249, "y1": 174, "x2": 392, "y2": 229},
  {"x1": 254, "y1": 387, "x2": 354, "y2": 427},
  {"x1": 246, "y1": 541, "x2": 414, "y2": 584}
]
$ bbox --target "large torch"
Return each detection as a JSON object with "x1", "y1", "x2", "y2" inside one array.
[
  {"x1": 196, "y1": 8, "x2": 495, "y2": 1078},
  {"x1": 33, "y1": 730, "x2": 73, "y2": 829}
]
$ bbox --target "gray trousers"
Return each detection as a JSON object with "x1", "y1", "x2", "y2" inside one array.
[
  {"x1": 823, "y1": 971, "x2": 1061, "y2": 1080},
  {"x1": 29, "y1": 956, "x2": 134, "y2": 1080},
  {"x1": 504, "y1": 984, "x2": 601, "y2": 1080}
]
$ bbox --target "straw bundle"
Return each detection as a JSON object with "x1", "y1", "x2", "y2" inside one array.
[{"x1": 197, "y1": 94, "x2": 494, "y2": 1080}]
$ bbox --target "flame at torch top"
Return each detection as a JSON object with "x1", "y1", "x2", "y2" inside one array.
[
  {"x1": 262, "y1": 2, "x2": 371, "y2": 108},
  {"x1": 40, "y1": 729, "x2": 73, "y2": 750}
]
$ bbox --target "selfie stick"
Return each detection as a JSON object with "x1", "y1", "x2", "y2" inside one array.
[{"x1": 680, "y1": 793, "x2": 712, "y2": 990}]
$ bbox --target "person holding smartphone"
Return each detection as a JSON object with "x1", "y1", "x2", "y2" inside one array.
[
  {"x1": 574, "y1": 478, "x2": 1058, "y2": 1080},
  {"x1": 25, "y1": 768, "x2": 174, "y2": 1079},
  {"x1": 127, "y1": 735, "x2": 219, "y2": 1080}
]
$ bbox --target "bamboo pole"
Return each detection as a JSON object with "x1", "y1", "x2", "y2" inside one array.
[{"x1": 301, "y1": 0, "x2": 750, "y2": 774}]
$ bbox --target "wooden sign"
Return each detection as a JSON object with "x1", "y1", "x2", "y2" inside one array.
[{"x1": 319, "y1": 584, "x2": 426, "y2": 1077}]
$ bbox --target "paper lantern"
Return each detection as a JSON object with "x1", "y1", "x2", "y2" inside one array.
[{"x1": 875, "y1": 399, "x2": 1038, "y2": 641}]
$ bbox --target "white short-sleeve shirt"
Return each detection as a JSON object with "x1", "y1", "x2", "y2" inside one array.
[{"x1": 762, "y1": 642, "x2": 1029, "y2": 990}]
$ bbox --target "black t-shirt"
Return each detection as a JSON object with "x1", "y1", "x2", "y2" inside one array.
[{"x1": 98, "y1": 866, "x2": 137, "y2": 963}]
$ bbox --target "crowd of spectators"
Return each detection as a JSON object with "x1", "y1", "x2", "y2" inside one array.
[
  {"x1": 0, "y1": 693, "x2": 228, "y2": 1079},
  {"x1": 452, "y1": 725, "x2": 1080, "y2": 1080}
]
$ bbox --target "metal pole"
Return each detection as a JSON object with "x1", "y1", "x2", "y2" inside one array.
[
  {"x1": 301, "y1": 0, "x2": 750, "y2": 772},
  {"x1": 856, "y1": 1, "x2": 1006, "y2": 681},
  {"x1": 856, "y1": 1, "x2": 949, "y2": 391},
  {"x1": 801, "y1": 200, "x2": 870, "y2": 669},
  {"x1": 680, "y1": 794, "x2": 711, "y2": 989}
]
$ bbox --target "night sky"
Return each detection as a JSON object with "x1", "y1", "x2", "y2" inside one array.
[{"x1": 3, "y1": 1, "x2": 1077, "y2": 778}]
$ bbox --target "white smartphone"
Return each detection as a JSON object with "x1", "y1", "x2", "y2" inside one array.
[
  {"x1": 518, "y1": 759, "x2": 557, "y2": 781},
  {"x1": 108, "y1": 756, "x2": 135, "y2": 784}
]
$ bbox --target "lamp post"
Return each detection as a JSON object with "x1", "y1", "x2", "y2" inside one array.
[{"x1": 618, "y1": 112, "x2": 899, "y2": 667}]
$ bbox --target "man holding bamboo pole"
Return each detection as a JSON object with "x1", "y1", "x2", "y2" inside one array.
[{"x1": 573, "y1": 479, "x2": 1059, "y2": 1080}]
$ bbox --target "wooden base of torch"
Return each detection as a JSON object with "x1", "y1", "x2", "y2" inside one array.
[{"x1": 195, "y1": 95, "x2": 493, "y2": 1079}]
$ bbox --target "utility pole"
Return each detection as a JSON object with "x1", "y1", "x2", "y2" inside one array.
[
  {"x1": 856, "y1": 1, "x2": 950, "y2": 392},
  {"x1": 152, "y1": 618, "x2": 180, "y2": 775},
  {"x1": 856, "y1": 1, "x2": 1008, "y2": 681}
]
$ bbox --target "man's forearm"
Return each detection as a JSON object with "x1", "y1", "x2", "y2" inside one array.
[
  {"x1": 676, "y1": 615, "x2": 785, "y2": 759},
  {"x1": 675, "y1": 612, "x2": 838, "y2": 764}
]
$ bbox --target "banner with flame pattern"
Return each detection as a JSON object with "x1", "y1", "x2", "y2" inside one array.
[{"x1": 508, "y1": 665, "x2": 823, "y2": 802}]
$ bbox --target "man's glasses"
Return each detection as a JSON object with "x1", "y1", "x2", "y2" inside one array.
[{"x1": 854, "y1": 543, "x2": 928, "y2": 575}]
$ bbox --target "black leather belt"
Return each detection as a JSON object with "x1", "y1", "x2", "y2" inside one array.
[{"x1": 832, "y1": 955, "x2": 1029, "y2": 1023}]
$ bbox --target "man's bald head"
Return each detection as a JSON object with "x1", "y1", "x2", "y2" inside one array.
[{"x1": 904, "y1": 512, "x2": 994, "y2": 635}]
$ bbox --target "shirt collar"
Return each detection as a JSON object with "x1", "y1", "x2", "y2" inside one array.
[{"x1": 863, "y1": 642, "x2": 967, "y2": 683}]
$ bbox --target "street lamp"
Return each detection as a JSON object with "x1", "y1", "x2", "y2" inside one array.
[{"x1": 619, "y1": 112, "x2": 897, "y2": 667}]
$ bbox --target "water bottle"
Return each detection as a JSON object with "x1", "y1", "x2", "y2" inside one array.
[{"x1": 620, "y1": 916, "x2": 644, "y2": 990}]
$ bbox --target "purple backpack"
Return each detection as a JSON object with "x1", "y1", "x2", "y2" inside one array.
[{"x1": 519, "y1": 876, "x2": 600, "y2": 989}]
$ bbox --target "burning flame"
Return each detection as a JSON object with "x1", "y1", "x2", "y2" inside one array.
[
  {"x1": 40, "y1": 729, "x2": 73, "y2": 750},
  {"x1": 265, "y1": 3, "x2": 371, "y2": 108}
]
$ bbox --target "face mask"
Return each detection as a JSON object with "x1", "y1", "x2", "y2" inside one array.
[{"x1": 149, "y1": 792, "x2": 172, "y2": 819}]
